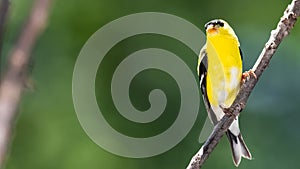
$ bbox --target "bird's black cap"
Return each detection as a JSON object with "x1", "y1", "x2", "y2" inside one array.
[{"x1": 204, "y1": 19, "x2": 225, "y2": 30}]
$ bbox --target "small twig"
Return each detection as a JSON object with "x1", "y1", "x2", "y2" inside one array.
[
  {"x1": 0, "y1": 0, "x2": 51, "y2": 167},
  {"x1": 187, "y1": 0, "x2": 300, "y2": 168}
]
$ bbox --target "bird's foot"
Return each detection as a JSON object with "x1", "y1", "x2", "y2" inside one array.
[
  {"x1": 220, "y1": 105, "x2": 237, "y2": 119},
  {"x1": 241, "y1": 69, "x2": 257, "y2": 84}
]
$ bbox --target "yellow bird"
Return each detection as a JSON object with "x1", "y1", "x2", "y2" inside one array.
[{"x1": 198, "y1": 19, "x2": 252, "y2": 166}]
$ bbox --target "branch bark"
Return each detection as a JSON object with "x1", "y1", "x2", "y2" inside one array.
[
  {"x1": 187, "y1": 0, "x2": 300, "y2": 168},
  {"x1": 0, "y1": 0, "x2": 51, "y2": 167}
]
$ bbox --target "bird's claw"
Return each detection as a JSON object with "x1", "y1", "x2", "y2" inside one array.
[
  {"x1": 241, "y1": 69, "x2": 257, "y2": 84},
  {"x1": 219, "y1": 105, "x2": 237, "y2": 119}
]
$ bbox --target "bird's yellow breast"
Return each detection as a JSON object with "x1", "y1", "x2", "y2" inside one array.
[{"x1": 206, "y1": 33, "x2": 242, "y2": 107}]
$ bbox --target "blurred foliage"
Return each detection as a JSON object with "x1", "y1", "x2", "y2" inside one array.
[{"x1": 2, "y1": 0, "x2": 300, "y2": 169}]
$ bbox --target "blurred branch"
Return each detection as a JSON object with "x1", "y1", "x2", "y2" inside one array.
[
  {"x1": 187, "y1": 0, "x2": 300, "y2": 168},
  {"x1": 0, "y1": 0, "x2": 10, "y2": 75},
  {"x1": 0, "y1": 0, "x2": 51, "y2": 167}
]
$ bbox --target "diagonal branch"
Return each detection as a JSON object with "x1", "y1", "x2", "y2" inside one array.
[
  {"x1": 187, "y1": 0, "x2": 300, "y2": 168},
  {"x1": 0, "y1": 0, "x2": 52, "y2": 167}
]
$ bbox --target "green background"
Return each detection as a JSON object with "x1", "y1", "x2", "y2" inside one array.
[{"x1": 2, "y1": 0, "x2": 300, "y2": 168}]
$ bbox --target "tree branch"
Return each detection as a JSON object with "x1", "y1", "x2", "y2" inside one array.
[
  {"x1": 187, "y1": 0, "x2": 300, "y2": 168},
  {"x1": 0, "y1": 0, "x2": 51, "y2": 167}
]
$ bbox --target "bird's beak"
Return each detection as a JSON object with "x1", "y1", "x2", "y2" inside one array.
[{"x1": 206, "y1": 25, "x2": 217, "y2": 34}]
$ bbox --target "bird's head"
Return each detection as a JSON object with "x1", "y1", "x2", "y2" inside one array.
[{"x1": 204, "y1": 19, "x2": 236, "y2": 37}]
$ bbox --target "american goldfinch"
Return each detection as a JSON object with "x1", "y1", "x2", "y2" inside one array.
[{"x1": 198, "y1": 19, "x2": 252, "y2": 166}]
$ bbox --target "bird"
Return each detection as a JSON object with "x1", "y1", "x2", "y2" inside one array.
[{"x1": 197, "y1": 19, "x2": 252, "y2": 166}]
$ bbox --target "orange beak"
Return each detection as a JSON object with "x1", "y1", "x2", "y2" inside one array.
[{"x1": 206, "y1": 25, "x2": 217, "y2": 34}]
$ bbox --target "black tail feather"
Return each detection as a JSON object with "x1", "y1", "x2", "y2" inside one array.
[{"x1": 226, "y1": 130, "x2": 252, "y2": 166}]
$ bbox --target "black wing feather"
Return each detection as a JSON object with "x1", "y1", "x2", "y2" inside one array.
[
  {"x1": 198, "y1": 50, "x2": 218, "y2": 125},
  {"x1": 239, "y1": 47, "x2": 243, "y2": 60}
]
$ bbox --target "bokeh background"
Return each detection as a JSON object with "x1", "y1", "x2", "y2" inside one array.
[{"x1": 2, "y1": 0, "x2": 300, "y2": 168}]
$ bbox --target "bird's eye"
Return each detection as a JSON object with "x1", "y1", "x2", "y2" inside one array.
[{"x1": 216, "y1": 21, "x2": 224, "y2": 27}]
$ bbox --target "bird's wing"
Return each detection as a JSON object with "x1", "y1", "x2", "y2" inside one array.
[{"x1": 198, "y1": 47, "x2": 218, "y2": 125}]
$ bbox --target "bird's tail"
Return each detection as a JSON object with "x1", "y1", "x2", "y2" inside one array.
[{"x1": 226, "y1": 122, "x2": 252, "y2": 166}]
